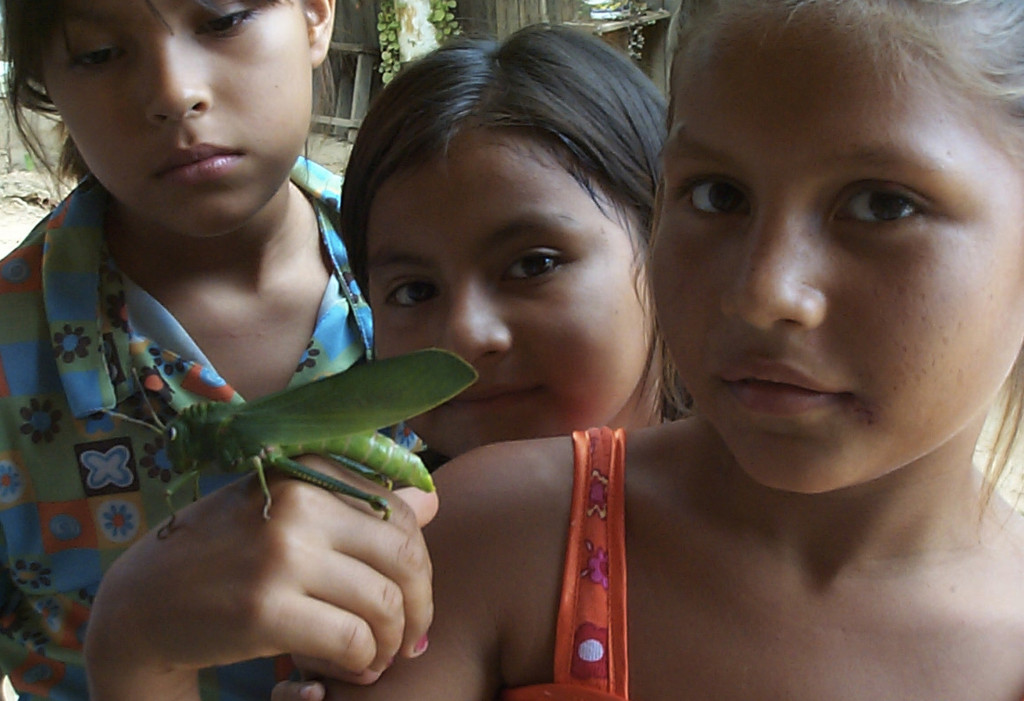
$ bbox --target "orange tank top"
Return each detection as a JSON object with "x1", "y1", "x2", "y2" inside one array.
[{"x1": 501, "y1": 427, "x2": 629, "y2": 701}]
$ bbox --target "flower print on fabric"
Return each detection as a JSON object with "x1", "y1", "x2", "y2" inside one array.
[
  {"x1": 139, "y1": 436, "x2": 173, "y2": 483},
  {"x1": 0, "y1": 459, "x2": 25, "y2": 503},
  {"x1": 0, "y1": 158, "x2": 375, "y2": 700},
  {"x1": 560, "y1": 429, "x2": 628, "y2": 694},
  {"x1": 105, "y1": 290, "x2": 128, "y2": 332},
  {"x1": 137, "y1": 366, "x2": 173, "y2": 407},
  {"x1": 33, "y1": 597, "x2": 65, "y2": 634},
  {"x1": 98, "y1": 500, "x2": 140, "y2": 543},
  {"x1": 147, "y1": 345, "x2": 186, "y2": 377},
  {"x1": 13, "y1": 560, "x2": 52, "y2": 591},
  {"x1": 84, "y1": 411, "x2": 115, "y2": 436},
  {"x1": 580, "y1": 540, "x2": 609, "y2": 589},
  {"x1": 17, "y1": 624, "x2": 51, "y2": 655},
  {"x1": 74, "y1": 438, "x2": 139, "y2": 496},
  {"x1": 52, "y1": 325, "x2": 90, "y2": 364},
  {"x1": 296, "y1": 340, "x2": 321, "y2": 372},
  {"x1": 101, "y1": 332, "x2": 127, "y2": 388},
  {"x1": 80, "y1": 445, "x2": 134, "y2": 491},
  {"x1": 586, "y1": 469, "x2": 609, "y2": 519},
  {"x1": 19, "y1": 399, "x2": 62, "y2": 444}
]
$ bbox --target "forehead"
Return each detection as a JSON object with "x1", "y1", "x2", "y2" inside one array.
[
  {"x1": 666, "y1": 12, "x2": 1005, "y2": 172},
  {"x1": 55, "y1": 0, "x2": 230, "y2": 21}
]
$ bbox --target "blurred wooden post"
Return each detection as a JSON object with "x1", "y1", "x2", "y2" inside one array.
[{"x1": 313, "y1": 42, "x2": 378, "y2": 141}]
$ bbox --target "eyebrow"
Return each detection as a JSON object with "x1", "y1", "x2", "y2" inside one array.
[
  {"x1": 665, "y1": 123, "x2": 950, "y2": 175},
  {"x1": 61, "y1": 0, "x2": 178, "y2": 27},
  {"x1": 662, "y1": 125, "x2": 739, "y2": 169},
  {"x1": 60, "y1": 4, "x2": 117, "y2": 23},
  {"x1": 367, "y1": 211, "x2": 586, "y2": 272}
]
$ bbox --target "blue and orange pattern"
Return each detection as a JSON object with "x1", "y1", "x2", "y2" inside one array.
[{"x1": 0, "y1": 158, "x2": 375, "y2": 700}]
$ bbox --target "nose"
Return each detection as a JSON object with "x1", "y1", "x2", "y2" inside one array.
[
  {"x1": 720, "y1": 212, "x2": 827, "y2": 330},
  {"x1": 144, "y1": 38, "x2": 211, "y2": 124},
  {"x1": 439, "y1": 282, "x2": 512, "y2": 365}
]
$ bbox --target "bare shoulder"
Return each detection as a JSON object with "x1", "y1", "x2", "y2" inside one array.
[
  {"x1": 426, "y1": 434, "x2": 577, "y2": 586},
  {"x1": 429, "y1": 433, "x2": 577, "y2": 629},
  {"x1": 414, "y1": 435, "x2": 579, "y2": 693},
  {"x1": 324, "y1": 436, "x2": 577, "y2": 699}
]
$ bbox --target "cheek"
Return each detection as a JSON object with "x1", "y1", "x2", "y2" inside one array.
[{"x1": 372, "y1": 323, "x2": 423, "y2": 360}]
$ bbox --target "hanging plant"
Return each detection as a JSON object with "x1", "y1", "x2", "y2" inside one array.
[
  {"x1": 429, "y1": 0, "x2": 460, "y2": 40},
  {"x1": 377, "y1": 0, "x2": 401, "y2": 84},
  {"x1": 377, "y1": 0, "x2": 460, "y2": 84}
]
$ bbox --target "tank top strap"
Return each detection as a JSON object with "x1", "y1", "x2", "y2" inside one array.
[{"x1": 552, "y1": 427, "x2": 629, "y2": 695}]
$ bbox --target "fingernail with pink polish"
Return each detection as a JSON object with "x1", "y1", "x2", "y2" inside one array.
[{"x1": 412, "y1": 634, "x2": 429, "y2": 655}]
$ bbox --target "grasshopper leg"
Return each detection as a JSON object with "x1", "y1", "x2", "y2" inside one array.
[
  {"x1": 327, "y1": 453, "x2": 394, "y2": 490},
  {"x1": 247, "y1": 456, "x2": 274, "y2": 520},
  {"x1": 159, "y1": 469, "x2": 201, "y2": 538},
  {"x1": 269, "y1": 455, "x2": 392, "y2": 519}
]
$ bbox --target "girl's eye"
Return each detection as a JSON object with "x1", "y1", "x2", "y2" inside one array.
[
  {"x1": 506, "y1": 252, "x2": 560, "y2": 280},
  {"x1": 72, "y1": 46, "x2": 123, "y2": 67},
  {"x1": 843, "y1": 190, "x2": 918, "y2": 222},
  {"x1": 689, "y1": 181, "x2": 748, "y2": 214},
  {"x1": 199, "y1": 9, "x2": 256, "y2": 35},
  {"x1": 387, "y1": 281, "x2": 437, "y2": 307}
]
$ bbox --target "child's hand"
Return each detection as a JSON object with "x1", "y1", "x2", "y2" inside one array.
[{"x1": 83, "y1": 457, "x2": 437, "y2": 701}]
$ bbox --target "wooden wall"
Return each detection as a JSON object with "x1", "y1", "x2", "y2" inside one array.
[
  {"x1": 318, "y1": 0, "x2": 681, "y2": 138},
  {"x1": 330, "y1": 0, "x2": 680, "y2": 45},
  {"x1": 457, "y1": 0, "x2": 673, "y2": 39}
]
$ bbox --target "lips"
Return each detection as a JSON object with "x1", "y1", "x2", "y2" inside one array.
[
  {"x1": 717, "y1": 357, "x2": 849, "y2": 416},
  {"x1": 719, "y1": 358, "x2": 833, "y2": 394},
  {"x1": 156, "y1": 144, "x2": 240, "y2": 178}
]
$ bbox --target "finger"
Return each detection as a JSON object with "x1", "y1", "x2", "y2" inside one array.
[
  {"x1": 393, "y1": 486, "x2": 439, "y2": 527},
  {"x1": 332, "y1": 491, "x2": 435, "y2": 661},
  {"x1": 270, "y1": 680, "x2": 326, "y2": 701},
  {"x1": 261, "y1": 481, "x2": 432, "y2": 670},
  {"x1": 270, "y1": 461, "x2": 436, "y2": 662},
  {"x1": 296, "y1": 548, "x2": 409, "y2": 671},
  {"x1": 266, "y1": 588, "x2": 389, "y2": 672},
  {"x1": 290, "y1": 654, "x2": 386, "y2": 686}
]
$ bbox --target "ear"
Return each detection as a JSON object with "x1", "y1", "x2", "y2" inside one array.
[{"x1": 304, "y1": 0, "x2": 336, "y2": 68}]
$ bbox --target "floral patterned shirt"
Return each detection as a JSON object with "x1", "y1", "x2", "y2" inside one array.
[{"x1": 0, "y1": 158, "x2": 375, "y2": 700}]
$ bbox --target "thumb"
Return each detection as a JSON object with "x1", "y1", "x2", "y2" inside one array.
[{"x1": 392, "y1": 486, "x2": 439, "y2": 527}]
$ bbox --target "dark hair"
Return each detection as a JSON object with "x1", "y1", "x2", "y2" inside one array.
[
  {"x1": 341, "y1": 23, "x2": 666, "y2": 291},
  {"x1": 342, "y1": 23, "x2": 687, "y2": 419},
  {"x1": 2, "y1": 0, "x2": 330, "y2": 180},
  {"x1": 3, "y1": 0, "x2": 70, "y2": 175}
]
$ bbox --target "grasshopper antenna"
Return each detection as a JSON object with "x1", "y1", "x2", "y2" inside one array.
[{"x1": 103, "y1": 367, "x2": 167, "y2": 434}]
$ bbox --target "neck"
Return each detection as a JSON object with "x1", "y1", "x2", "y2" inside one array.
[
  {"x1": 690, "y1": 417, "x2": 992, "y2": 583},
  {"x1": 106, "y1": 181, "x2": 317, "y2": 295}
]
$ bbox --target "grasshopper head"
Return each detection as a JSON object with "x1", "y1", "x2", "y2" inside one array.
[{"x1": 165, "y1": 419, "x2": 196, "y2": 472}]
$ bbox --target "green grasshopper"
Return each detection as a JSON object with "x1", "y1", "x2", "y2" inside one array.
[{"x1": 125, "y1": 348, "x2": 476, "y2": 525}]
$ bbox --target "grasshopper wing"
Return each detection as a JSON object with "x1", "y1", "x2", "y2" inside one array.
[{"x1": 233, "y1": 348, "x2": 477, "y2": 443}]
